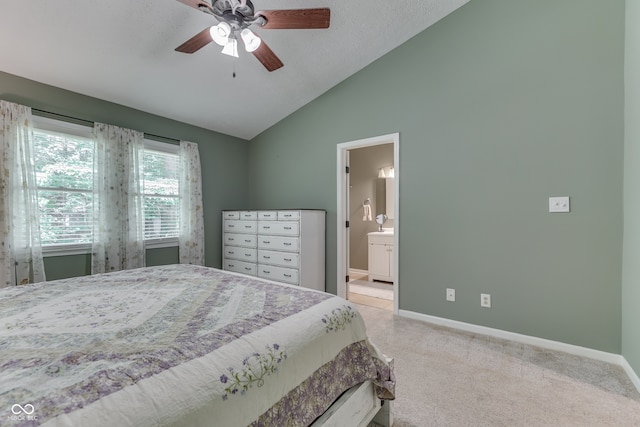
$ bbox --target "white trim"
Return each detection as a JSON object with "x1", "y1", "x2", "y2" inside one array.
[
  {"x1": 32, "y1": 115, "x2": 93, "y2": 139},
  {"x1": 401, "y1": 309, "x2": 640, "y2": 394},
  {"x1": 398, "y1": 309, "x2": 623, "y2": 365},
  {"x1": 399, "y1": 309, "x2": 640, "y2": 393},
  {"x1": 144, "y1": 138, "x2": 179, "y2": 153},
  {"x1": 621, "y1": 357, "x2": 640, "y2": 393},
  {"x1": 42, "y1": 238, "x2": 179, "y2": 257},
  {"x1": 145, "y1": 237, "x2": 179, "y2": 249},
  {"x1": 43, "y1": 243, "x2": 91, "y2": 257},
  {"x1": 337, "y1": 133, "x2": 400, "y2": 315}
]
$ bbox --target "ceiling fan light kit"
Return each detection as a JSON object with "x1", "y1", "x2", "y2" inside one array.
[
  {"x1": 210, "y1": 22, "x2": 231, "y2": 46},
  {"x1": 220, "y1": 37, "x2": 239, "y2": 57},
  {"x1": 240, "y1": 28, "x2": 261, "y2": 53},
  {"x1": 175, "y1": 0, "x2": 330, "y2": 71}
]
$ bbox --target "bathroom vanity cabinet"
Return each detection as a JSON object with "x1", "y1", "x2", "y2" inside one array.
[
  {"x1": 367, "y1": 232, "x2": 394, "y2": 282},
  {"x1": 222, "y1": 210, "x2": 326, "y2": 291}
]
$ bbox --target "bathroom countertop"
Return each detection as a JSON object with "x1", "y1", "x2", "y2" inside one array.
[{"x1": 368, "y1": 229, "x2": 394, "y2": 236}]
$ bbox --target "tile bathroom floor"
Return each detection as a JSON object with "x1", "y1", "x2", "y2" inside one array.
[{"x1": 347, "y1": 271, "x2": 394, "y2": 311}]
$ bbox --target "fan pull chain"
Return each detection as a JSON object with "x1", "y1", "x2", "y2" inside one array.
[{"x1": 233, "y1": 61, "x2": 236, "y2": 78}]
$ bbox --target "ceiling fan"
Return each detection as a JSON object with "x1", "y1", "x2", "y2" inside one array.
[{"x1": 174, "y1": 0, "x2": 330, "y2": 72}]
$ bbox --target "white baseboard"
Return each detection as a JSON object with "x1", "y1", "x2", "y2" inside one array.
[
  {"x1": 398, "y1": 309, "x2": 640, "y2": 393},
  {"x1": 621, "y1": 356, "x2": 640, "y2": 393}
]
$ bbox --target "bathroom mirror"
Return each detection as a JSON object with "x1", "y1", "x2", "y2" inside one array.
[{"x1": 375, "y1": 213, "x2": 388, "y2": 231}]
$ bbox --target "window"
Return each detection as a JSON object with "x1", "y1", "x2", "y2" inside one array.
[
  {"x1": 32, "y1": 117, "x2": 181, "y2": 254},
  {"x1": 33, "y1": 119, "x2": 94, "y2": 252},
  {"x1": 142, "y1": 142, "x2": 180, "y2": 242}
]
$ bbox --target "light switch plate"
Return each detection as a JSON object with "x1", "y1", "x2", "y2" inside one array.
[{"x1": 549, "y1": 196, "x2": 570, "y2": 213}]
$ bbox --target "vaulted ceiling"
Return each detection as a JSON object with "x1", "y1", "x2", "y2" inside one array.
[{"x1": 0, "y1": 0, "x2": 470, "y2": 140}]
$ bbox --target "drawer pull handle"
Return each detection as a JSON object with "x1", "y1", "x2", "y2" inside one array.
[
  {"x1": 263, "y1": 225, "x2": 271, "y2": 229},
  {"x1": 228, "y1": 224, "x2": 235, "y2": 228},
  {"x1": 228, "y1": 263, "x2": 235, "y2": 267},
  {"x1": 245, "y1": 225, "x2": 252, "y2": 229},
  {"x1": 263, "y1": 270, "x2": 270, "y2": 274},
  {"x1": 228, "y1": 251, "x2": 235, "y2": 254},
  {"x1": 284, "y1": 214, "x2": 292, "y2": 217},
  {"x1": 284, "y1": 274, "x2": 292, "y2": 278},
  {"x1": 284, "y1": 243, "x2": 292, "y2": 246},
  {"x1": 263, "y1": 241, "x2": 270, "y2": 244},
  {"x1": 284, "y1": 227, "x2": 292, "y2": 230},
  {"x1": 284, "y1": 258, "x2": 291, "y2": 262},
  {"x1": 263, "y1": 256, "x2": 271, "y2": 259},
  {"x1": 245, "y1": 253, "x2": 251, "y2": 257},
  {"x1": 245, "y1": 267, "x2": 252, "y2": 271},
  {"x1": 228, "y1": 237, "x2": 235, "y2": 241},
  {"x1": 244, "y1": 239, "x2": 251, "y2": 243}
]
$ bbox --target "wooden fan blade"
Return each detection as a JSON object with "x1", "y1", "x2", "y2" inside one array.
[
  {"x1": 176, "y1": 0, "x2": 212, "y2": 13},
  {"x1": 252, "y1": 40, "x2": 284, "y2": 72},
  {"x1": 175, "y1": 27, "x2": 213, "y2": 53},
  {"x1": 257, "y1": 8, "x2": 330, "y2": 29}
]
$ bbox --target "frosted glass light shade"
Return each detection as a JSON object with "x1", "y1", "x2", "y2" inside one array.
[
  {"x1": 221, "y1": 38, "x2": 239, "y2": 57},
  {"x1": 240, "y1": 29, "x2": 261, "y2": 52},
  {"x1": 210, "y1": 22, "x2": 231, "y2": 46}
]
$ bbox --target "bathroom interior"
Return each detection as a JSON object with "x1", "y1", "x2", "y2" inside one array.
[{"x1": 347, "y1": 143, "x2": 395, "y2": 310}]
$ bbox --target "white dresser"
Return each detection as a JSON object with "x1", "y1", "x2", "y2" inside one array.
[{"x1": 222, "y1": 210, "x2": 326, "y2": 291}]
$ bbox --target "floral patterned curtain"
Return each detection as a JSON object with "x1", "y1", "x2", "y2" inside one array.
[
  {"x1": 178, "y1": 141, "x2": 204, "y2": 265},
  {"x1": 92, "y1": 123, "x2": 145, "y2": 273},
  {"x1": 0, "y1": 100, "x2": 46, "y2": 287}
]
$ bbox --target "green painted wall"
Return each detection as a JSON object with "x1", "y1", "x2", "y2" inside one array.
[
  {"x1": 249, "y1": 0, "x2": 624, "y2": 353},
  {"x1": 1, "y1": 71, "x2": 250, "y2": 280},
  {"x1": 623, "y1": 0, "x2": 640, "y2": 376}
]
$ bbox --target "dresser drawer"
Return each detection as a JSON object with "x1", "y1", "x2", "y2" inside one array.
[
  {"x1": 224, "y1": 246, "x2": 257, "y2": 263},
  {"x1": 258, "y1": 236, "x2": 299, "y2": 252},
  {"x1": 224, "y1": 233, "x2": 257, "y2": 248},
  {"x1": 258, "y1": 221, "x2": 299, "y2": 236},
  {"x1": 223, "y1": 211, "x2": 239, "y2": 220},
  {"x1": 278, "y1": 211, "x2": 300, "y2": 221},
  {"x1": 258, "y1": 250, "x2": 299, "y2": 268},
  {"x1": 224, "y1": 220, "x2": 257, "y2": 234},
  {"x1": 258, "y1": 211, "x2": 278, "y2": 220},
  {"x1": 258, "y1": 264, "x2": 299, "y2": 285},
  {"x1": 224, "y1": 259, "x2": 257, "y2": 276},
  {"x1": 239, "y1": 211, "x2": 258, "y2": 220}
]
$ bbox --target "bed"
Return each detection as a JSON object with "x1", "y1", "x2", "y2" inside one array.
[{"x1": 0, "y1": 264, "x2": 394, "y2": 426}]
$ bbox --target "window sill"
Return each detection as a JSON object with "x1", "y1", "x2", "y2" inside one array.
[
  {"x1": 43, "y1": 244, "x2": 91, "y2": 257},
  {"x1": 43, "y1": 239, "x2": 179, "y2": 257},
  {"x1": 145, "y1": 238, "x2": 179, "y2": 249}
]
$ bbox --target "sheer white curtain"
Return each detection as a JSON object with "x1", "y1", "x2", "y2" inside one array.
[
  {"x1": 0, "y1": 100, "x2": 46, "y2": 287},
  {"x1": 92, "y1": 123, "x2": 145, "y2": 273},
  {"x1": 179, "y1": 141, "x2": 204, "y2": 265}
]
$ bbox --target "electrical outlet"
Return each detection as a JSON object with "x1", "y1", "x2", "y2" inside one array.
[
  {"x1": 446, "y1": 288, "x2": 455, "y2": 302},
  {"x1": 549, "y1": 196, "x2": 570, "y2": 213},
  {"x1": 481, "y1": 293, "x2": 491, "y2": 308}
]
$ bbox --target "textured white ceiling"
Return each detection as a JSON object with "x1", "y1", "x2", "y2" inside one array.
[{"x1": 0, "y1": 0, "x2": 470, "y2": 140}]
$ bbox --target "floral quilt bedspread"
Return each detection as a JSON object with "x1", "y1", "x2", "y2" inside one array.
[{"x1": 0, "y1": 264, "x2": 394, "y2": 427}]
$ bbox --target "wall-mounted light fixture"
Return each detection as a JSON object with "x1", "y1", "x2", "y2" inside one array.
[{"x1": 378, "y1": 166, "x2": 394, "y2": 178}]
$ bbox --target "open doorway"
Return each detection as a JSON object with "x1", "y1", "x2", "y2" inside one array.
[{"x1": 337, "y1": 133, "x2": 399, "y2": 314}]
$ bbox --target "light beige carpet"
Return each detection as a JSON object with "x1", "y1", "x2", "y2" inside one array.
[{"x1": 356, "y1": 304, "x2": 640, "y2": 426}]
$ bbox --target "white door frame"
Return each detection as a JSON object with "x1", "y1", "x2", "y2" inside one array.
[{"x1": 336, "y1": 132, "x2": 400, "y2": 314}]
